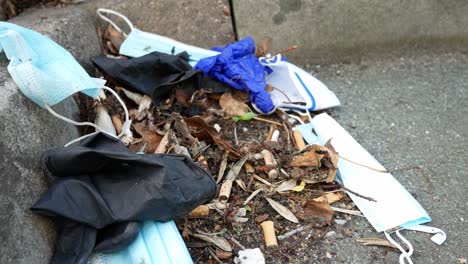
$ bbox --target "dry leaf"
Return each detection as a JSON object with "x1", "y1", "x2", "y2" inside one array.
[
  {"x1": 275, "y1": 179, "x2": 297, "y2": 192},
  {"x1": 219, "y1": 93, "x2": 249, "y2": 116},
  {"x1": 255, "y1": 214, "x2": 269, "y2": 223},
  {"x1": 288, "y1": 145, "x2": 324, "y2": 167},
  {"x1": 292, "y1": 181, "x2": 306, "y2": 192},
  {"x1": 105, "y1": 24, "x2": 125, "y2": 52},
  {"x1": 184, "y1": 116, "x2": 242, "y2": 158},
  {"x1": 265, "y1": 197, "x2": 299, "y2": 223},
  {"x1": 122, "y1": 88, "x2": 143, "y2": 105},
  {"x1": 95, "y1": 104, "x2": 116, "y2": 136},
  {"x1": 314, "y1": 192, "x2": 345, "y2": 204},
  {"x1": 138, "y1": 95, "x2": 152, "y2": 113},
  {"x1": 216, "y1": 250, "x2": 232, "y2": 260},
  {"x1": 356, "y1": 237, "x2": 398, "y2": 249},
  {"x1": 188, "y1": 205, "x2": 210, "y2": 217},
  {"x1": 191, "y1": 233, "x2": 232, "y2": 252},
  {"x1": 323, "y1": 139, "x2": 339, "y2": 183},
  {"x1": 255, "y1": 36, "x2": 273, "y2": 57},
  {"x1": 296, "y1": 199, "x2": 333, "y2": 225},
  {"x1": 133, "y1": 121, "x2": 162, "y2": 153}
]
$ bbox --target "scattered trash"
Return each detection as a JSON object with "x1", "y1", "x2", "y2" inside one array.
[
  {"x1": 0, "y1": 8, "x2": 445, "y2": 264},
  {"x1": 234, "y1": 248, "x2": 265, "y2": 264}
]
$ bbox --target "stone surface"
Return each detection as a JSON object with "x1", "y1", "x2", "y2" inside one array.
[
  {"x1": 0, "y1": 4, "x2": 101, "y2": 264},
  {"x1": 0, "y1": 58, "x2": 80, "y2": 264},
  {"x1": 233, "y1": 0, "x2": 468, "y2": 64},
  {"x1": 84, "y1": 0, "x2": 234, "y2": 49},
  {"x1": 307, "y1": 50, "x2": 468, "y2": 263}
]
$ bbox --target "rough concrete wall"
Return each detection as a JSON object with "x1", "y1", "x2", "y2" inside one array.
[{"x1": 234, "y1": 0, "x2": 468, "y2": 64}]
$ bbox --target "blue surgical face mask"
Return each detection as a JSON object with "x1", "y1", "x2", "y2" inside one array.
[
  {"x1": 0, "y1": 22, "x2": 132, "y2": 147},
  {"x1": 310, "y1": 113, "x2": 446, "y2": 264},
  {"x1": 0, "y1": 22, "x2": 100, "y2": 108},
  {"x1": 88, "y1": 221, "x2": 193, "y2": 264},
  {"x1": 97, "y1": 9, "x2": 219, "y2": 67}
]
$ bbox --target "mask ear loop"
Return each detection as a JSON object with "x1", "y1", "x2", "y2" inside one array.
[
  {"x1": 96, "y1": 8, "x2": 134, "y2": 36},
  {"x1": 45, "y1": 86, "x2": 132, "y2": 147},
  {"x1": 384, "y1": 230, "x2": 414, "y2": 264}
]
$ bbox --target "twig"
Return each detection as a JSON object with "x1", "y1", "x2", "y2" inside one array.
[
  {"x1": 338, "y1": 155, "x2": 388, "y2": 173},
  {"x1": 338, "y1": 183, "x2": 377, "y2": 202},
  {"x1": 243, "y1": 188, "x2": 263, "y2": 205},
  {"x1": 217, "y1": 151, "x2": 229, "y2": 184},
  {"x1": 389, "y1": 166, "x2": 433, "y2": 194},
  {"x1": 253, "y1": 174, "x2": 272, "y2": 186},
  {"x1": 330, "y1": 206, "x2": 364, "y2": 216},
  {"x1": 273, "y1": 45, "x2": 298, "y2": 56},
  {"x1": 234, "y1": 124, "x2": 239, "y2": 145},
  {"x1": 229, "y1": 237, "x2": 246, "y2": 250},
  {"x1": 277, "y1": 224, "x2": 313, "y2": 240},
  {"x1": 253, "y1": 116, "x2": 282, "y2": 126},
  {"x1": 207, "y1": 248, "x2": 223, "y2": 264}
]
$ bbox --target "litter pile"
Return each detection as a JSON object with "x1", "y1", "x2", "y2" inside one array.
[{"x1": 0, "y1": 8, "x2": 446, "y2": 264}]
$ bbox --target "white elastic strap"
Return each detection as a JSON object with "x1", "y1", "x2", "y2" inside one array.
[
  {"x1": 384, "y1": 230, "x2": 414, "y2": 264},
  {"x1": 405, "y1": 225, "x2": 446, "y2": 245},
  {"x1": 96, "y1": 8, "x2": 134, "y2": 36},
  {"x1": 45, "y1": 86, "x2": 132, "y2": 147}
]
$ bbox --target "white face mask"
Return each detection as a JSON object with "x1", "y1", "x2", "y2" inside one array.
[
  {"x1": 96, "y1": 8, "x2": 218, "y2": 67},
  {"x1": 88, "y1": 221, "x2": 193, "y2": 264},
  {"x1": 310, "y1": 113, "x2": 446, "y2": 263}
]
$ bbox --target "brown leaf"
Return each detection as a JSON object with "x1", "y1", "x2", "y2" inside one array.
[
  {"x1": 219, "y1": 93, "x2": 249, "y2": 116},
  {"x1": 296, "y1": 199, "x2": 333, "y2": 226},
  {"x1": 323, "y1": 139, "x2": 339, "y2": 183},
  {"x1": 184, "y1": 116, "x2": 242, "y2": 158},
  {"x1": 255, "y1": 214, "x2": 269, "y2": 223},
  {"x1": 288, "y1": 145, "x2": 325, "y2": 167},
  {"x1": 255, "y1": 36, "x2": 273, "y2": 57},
  {"x1": 132, "y1": 121, "x2": 162, "y2": 153},
  {"x1": 188, "y1": 205, "x2": 210, "y2": 217},
  {"x1": 216, "y1": 249, "x2": 232, "y2": 260},
  {"x1": 314, "y1": 192, "x2": 345, "y2": 204},
  {"x1": 105, "y1": 24, "x2": 125, "y2": 53}
]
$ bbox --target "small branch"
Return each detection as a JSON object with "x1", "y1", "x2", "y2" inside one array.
[
  {"x1": 253, "y1": 116, "x2": 282, "y2": 126},
  {"x1": 229, "y1": 237, "x2": 246, "y2": 250},
  {"x1": 277, "y1": 224, "x2": 313, "y2": 240},
  {"x1": 338, "y1": 183, "x2": 377, "y2": 202},
  {"x1": 207, "y1": 248, "x2": 223, "y2": 264},
  {"x1": 338, "y1": 155, "x2": 388, "y2": 173},
  {"x1": 273, "y1": 45, "x2": 298, "y2": 56}
]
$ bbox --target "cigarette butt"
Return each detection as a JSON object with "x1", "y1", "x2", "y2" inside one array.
[
  {"x1": 260, "y1": 221, "x2": 278, "y2": 247},
  {"x1": 293, "y1": 129, "x2": 306, "y2": 150},
  {"x1": 188, "y1": 205, "x2": 210, "y2": 217},
  {"x1": 219, "y1": 180, "x2": 233, "y2": 201},
  {"x1": 268, "y1": 169, "x2": 278, "y2": 179},
  {"x1": 271, "y1": 130, "x2": 280, "y2": 142},
  {"x1": 155, "y1": 130, "x2": 171, "y2": 154},
  {"x1": 261, "y1": 149, "x2": 274, "y2": 166},
  {"x1": 261, "y1": 150, "x2": 278, "y2": 179},
  {"x1": 111, "y1": 115, "x2": 123, "y2": 135}
]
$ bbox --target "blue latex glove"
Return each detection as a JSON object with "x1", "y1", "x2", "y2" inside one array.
[{"x1": 195, "y1": 37, "x2": 274, "y2": 113}]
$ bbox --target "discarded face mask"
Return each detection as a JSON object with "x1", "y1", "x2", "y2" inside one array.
[
  {"x1": 259, "y1": 55, "x2": 340, "y2": 111},
  {"x1": 88, "y1": 221, "x2": 193, "y2": 264},
  {"x1": 31, "y1": 132, "x2": 216, "y2": 263},
  {"x1": 96, "y1": 8, "x2": 218, "y2": 66},
  {"x1": 0, "y1": 22, "x2": 132, "y2": 146},
  {"x1": 310, "y1": 113, "x2": 446, "y2": 264},
  {"x1": 0, "y1": 22, "x2": 100, "y2": 108},
  {"x1": 195, "y1": 36, "x2": 275, "y2": 114}
]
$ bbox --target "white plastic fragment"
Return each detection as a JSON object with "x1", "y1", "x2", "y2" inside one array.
[
  {"x1": 234, "y1": 248, "x2": 265, "y2": 264},
  {"x1": 95, "y1": 104, "x2": 116, "y2": 136}
]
